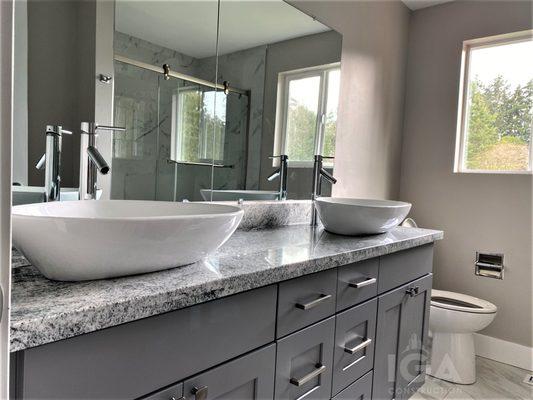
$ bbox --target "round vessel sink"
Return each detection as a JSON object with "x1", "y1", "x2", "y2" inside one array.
[
  {"x1": 200, "y1": 189, "x2": 280, "y2": 201},
  {"x1": 315, "y1": 198, "x2": 411, "y2": 236},
  {"x1": 12, "y1": 200, "x2": 243, "y2": 281}
]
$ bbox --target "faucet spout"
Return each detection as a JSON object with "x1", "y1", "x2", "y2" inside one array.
[
  {"x1": 267, "y1": 169, "x2": 280, "y2": 181},
  {"x1": 87, "y1": 146, "x2": 110, "y2": 175},
  {"x1": 320, "y1": 168, "x2": 337, "y2": 184}
]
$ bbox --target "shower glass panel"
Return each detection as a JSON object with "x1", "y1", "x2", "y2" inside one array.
[{"x1": 112, "y1": 61, "x2": 216, "y2": 201}]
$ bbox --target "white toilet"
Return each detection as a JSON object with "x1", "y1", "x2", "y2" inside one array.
[{"x1": 428, "y1": 289, "x2": 497, "y2": 384}]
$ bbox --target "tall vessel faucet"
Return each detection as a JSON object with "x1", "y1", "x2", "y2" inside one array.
[
  {"x1": 79, "y1": 122, "x2": 125, "y2": 200},
  {"x1": 267, "y1": 154, "x2": 288, "y2": 200},
  {"x1": 311, "y1": 155, "x2": 337, "y2": 226},
  {"x1": 35, "y1": 125, "x2": 72, "y2": 202}
]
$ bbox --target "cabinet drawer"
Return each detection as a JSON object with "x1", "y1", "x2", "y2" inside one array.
[
  {"x1": 277, "y1": 269, "x2": 337, "y2": 337},
  {"x1": 275, "y1": 317, "x2": 335, "y2": 400},
  {"x1": 378, "y1": 244, "x2": 433, "y2": 293},
  {"x1": 17, "y1": 286, "x2": 277, "y2": 399},
  {"x1": 332, "y1": 299, "x2": 377, "y2": 396},
  {"x1": 337, "y1": 258, "x2": 379, "y2": 312},
  {"x1": 332, "y1": 370, "x2": 372, "y2": 400},
  {"x1": 140, "y1": 383, "x2": 183, "y2": 400},
  {"x1": 183, "y1": 344, "x2": 275, "y2": 400}
]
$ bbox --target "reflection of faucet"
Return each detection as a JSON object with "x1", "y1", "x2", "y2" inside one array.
[
  {"x1": 311, "y1": 155, "x2": 337, "y2": 226},
  {"x1": 267, "y1": 154, "x2": 288, "y2": 200},
  {"x1": 79, "y1": 122, "x2": 125, "y2": 200},
  {"x1": 35, "y1": 125, "x2": 72, "y2": 202}
]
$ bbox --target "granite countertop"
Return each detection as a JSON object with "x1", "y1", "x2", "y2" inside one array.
[{"x1": 10, "y1": 225, "x2": 443, "y2": 352}]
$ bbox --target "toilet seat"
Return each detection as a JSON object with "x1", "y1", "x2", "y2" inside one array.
[{"x1": 431, "y1": 289, "x2": 497, "y2": 314}]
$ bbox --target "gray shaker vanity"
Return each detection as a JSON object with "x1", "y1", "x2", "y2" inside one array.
[{"x1": 9, "y1": 225, "x2": 442, "y2": 400}]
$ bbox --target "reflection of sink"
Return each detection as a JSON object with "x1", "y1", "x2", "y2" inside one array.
[
  {"x1": 315, "y1": 198, "x2": 411, "y2": 236},
  {"x1": 12, "y1": 186, "x2": 103, "y2": 205},
  {"x1": 12, "y1": 200, "x2": 243, "y2": 281},
  {"x1": 12, "y1": 186, "x2": 80, "y2": 205},
  {"x1": 201, "y1": 189, "x2": 280, "y2": 201}
]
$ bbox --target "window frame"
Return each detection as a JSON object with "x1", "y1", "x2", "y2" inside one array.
[
  {"x1": 454, "y1": 30, "x2": 533, "y2": 175},
  {"x1": 274, "y1": 62, "x2": 340, "y2": 168}
]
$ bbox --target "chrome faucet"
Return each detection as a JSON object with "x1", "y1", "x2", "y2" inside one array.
[
  {"x1": 79, "y1": 122, "x2": 125, "y2": 200},
  {"x1": 267, "y1": 154, "x2": 288, "y2": 200},
  {"x1": 311, "y1": 155, "x2": 337, "y2": 226},
  {"x1": 35, "y1": 125, "x2": 72, "y2": 202}
]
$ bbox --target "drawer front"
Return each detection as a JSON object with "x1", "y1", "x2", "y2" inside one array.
[
  {"x1": 277, "y1": 269, "x2": 337, "y2": 337},
  {"x1": 275, "y1": 317, "x2": 335, "y2": 400},
  {"x1": 332, "y1": 370, "x2": 372, "y2": 400},
  {"x1": 183, "y1": 344, "x2": 275, "y2": 400},
  {"x1": 337, "y1": 258, "x2": 379, "y2": 312},
  {"x1": 140, "y1": 383, "x2": 183, "y2": 400},
  {"x1": 18, "y1": 286, "x2": 277, "y2": 400},
  {"x1": 378, "y1": 244, "x2": 433, "y2": 294},
  {"x1": 332, "y1": 299, "x2": 377, "y2": 396}
]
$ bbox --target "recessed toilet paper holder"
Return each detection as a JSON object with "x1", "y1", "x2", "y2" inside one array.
[{"x1": 475, "y1": 252, "x2": 504, "y2": 279}]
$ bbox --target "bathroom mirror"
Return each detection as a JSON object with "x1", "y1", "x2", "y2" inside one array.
[
  {"x1": 112, "y1": 0, "x2": 342, "y2": 202},
  {"x1": 12, "y1": 0, "x2": 112, "y2": 204},
  {"x1": 211, "y1": 0, "x2": 342, "y2": 201}
]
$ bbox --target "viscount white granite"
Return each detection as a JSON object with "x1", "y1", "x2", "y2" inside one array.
[
  {"x1": 234, "y1": 200, "x2": 312, "y2": 230},
  {"x1": 10, "y1": 225, "x2": 442, "y2": 352}
]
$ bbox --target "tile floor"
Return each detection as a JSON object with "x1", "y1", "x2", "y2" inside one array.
[{"x1": 413, "y1": 357, "x2": 533, "y2": 400}]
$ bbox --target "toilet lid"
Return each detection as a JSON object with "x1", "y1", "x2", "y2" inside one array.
[{"x1": 431, "y1": 289, "x2": 497, "y2": 314}]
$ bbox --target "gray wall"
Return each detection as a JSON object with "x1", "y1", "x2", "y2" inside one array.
[
  {"x1": 27, "y1": 0, "x2": 96, "y2": 188},
  {"x1": 13, "y1": 0, "x2": 28, "y2": 185},
  {"x1": 259, "y1": 30, "x2": 342, "y2": 199},
  {"x1": 400, "y1": 0, "x2": 532, "y2": 347},
  {"x1": 294, "y1": 0, "x2": 411, "y2": 200}
]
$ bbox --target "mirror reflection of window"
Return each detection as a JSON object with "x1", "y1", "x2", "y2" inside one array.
[
  {"x1": 171, "y1": 87, "x2": 226, "y2": 164},
  {"x1": 276, "y1": 63, "x2": 340, "y2": 167}
]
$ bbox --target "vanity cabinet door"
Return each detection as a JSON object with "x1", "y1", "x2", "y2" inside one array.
[
  {"x1": 182, "y1": 344, "x2": 275, "y2": 400},
  {"x1": 372, "y1": 274, "x2": 432, "y2": 400},
  {"x1": 332, "y1": 298, "x2": 377, "y2": 396},
  {"x1": 277, "y1": 269, "x2": 337, "y2": 338},
  {"x1": 275, "y1": 317, "x2": 335, "y2": 400},
  {"x1": 140, "y1": 383, "x2": 183, "y2": 400}
]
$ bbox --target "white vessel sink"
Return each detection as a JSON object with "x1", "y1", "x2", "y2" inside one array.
[
  {"x1": 315, "y1": 198, "x2": 411, "y2": 236},
  {"x1": 201, "y1": 189, "x2": 280, "y2": 201},
  {"x1": 12, "y1": 200, "x2": 243, "y2": 281}
]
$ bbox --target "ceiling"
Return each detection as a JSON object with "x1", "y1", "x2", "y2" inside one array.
[
  {"x1": 115, "y1": 1, "x2": 330, "y2": 59},
  {"x1": 401, "y1": 0, "x2": 455, "y2": 10}
]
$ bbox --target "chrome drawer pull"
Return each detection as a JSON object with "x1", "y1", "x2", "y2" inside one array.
[
  {"x1": 191, "y1": 386, "x2": 208, "y2": 400},
  {"x1": 348, "y1": 277, "x2": 376, "y2": 289},
  {"x1": 295, "y1": 294, "x2": 332, "y2": 310},
  {"x1": 290, "y1": 364, "x2": 327, "y2": 387},
  {"x1": 344, "y1": 337, "x2": 372, "y2": 354}
]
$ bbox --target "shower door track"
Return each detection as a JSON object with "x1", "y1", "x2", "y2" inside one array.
[{"x1": 114, "y1": 55, "x2": 247, "y2": 95}]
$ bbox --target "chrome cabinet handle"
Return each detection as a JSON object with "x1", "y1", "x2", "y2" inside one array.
[
  {"x1": 295, "y1": 294, "x2": 332, "y2": 310},
  {"x1": 290, "y1": 364, "x2": 327, "y2": 387},
  {"x1": 406, "y1": 286, "x2": 420, "y2": 297},
  {"x1": 348, "y1": 277, "x2": 377, "y2": 289},
  {"x1": 344, "y1": 338, "x2": 372, "y2": 354},
  {"x1": 191, "y1": 386, "x2": 208, "y2": 400}
]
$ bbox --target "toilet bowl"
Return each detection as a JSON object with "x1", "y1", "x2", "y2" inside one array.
[{"x1": 428, "y1": 289, "x2": 497, "y2": 384}]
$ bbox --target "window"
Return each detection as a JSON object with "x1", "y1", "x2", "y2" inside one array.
[
  {"x1": 455, "y1": 31, "x2": 533, "y2": 173},
  {"x1": 274, "y1": 63, "x2": 340, "y2": 167},
  {"x1": 171, "y1": 86, "x2": 226, "y2": 164}
]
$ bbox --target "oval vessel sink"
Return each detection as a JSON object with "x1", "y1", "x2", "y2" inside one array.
[
  {"x1": 315, "y1": 198, "x2": 411, "y2": 236},
  {"x1": 12, "y1": 200, "x2": 243, "y2": 281}
]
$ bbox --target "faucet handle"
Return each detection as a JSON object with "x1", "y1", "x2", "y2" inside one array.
[
  {"x1": 95, "y1": 125, "x2": 126, "y2": 132},
  {"x1": 45, "y1": 125, "x2": 72, "y2": 136}
]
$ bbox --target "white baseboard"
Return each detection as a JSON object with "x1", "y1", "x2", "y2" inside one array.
[{"x1": 474, "y1": 333, "x2": 533, "y2": 371}]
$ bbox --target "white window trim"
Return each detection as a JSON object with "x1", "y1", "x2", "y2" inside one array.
[
  {"x1": 273, "y1": 62, "x2": 340, "y2": 168},
  {"x1": 454, "y1": 29, "x2": 533, "y2": 175}
]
